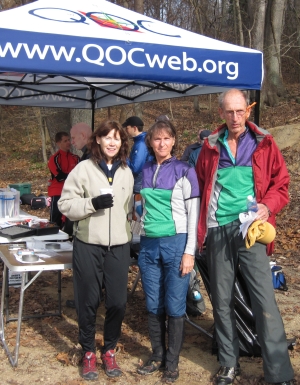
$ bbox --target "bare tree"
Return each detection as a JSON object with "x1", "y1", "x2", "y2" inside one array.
[
  {"x1": 134, "y1": 0, "x2": 144, "y2": 14},
  {"x1": 251, "y1": 0, "x2": 267, "y2": 52},
  {"x1": 295, "y1": 0, "x2": 300, "y2": 81},
  {"x1": 263, "y1": 0, "x2": 287, "y2": 106},
  {"x1": 233, "y1": 0, "x2": 244, "y2": 46}
]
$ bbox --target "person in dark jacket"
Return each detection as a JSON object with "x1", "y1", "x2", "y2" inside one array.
[
  {"x1": 122, "y1": 116, "x2": 153, "y2": 193},
  {"x1": 180, "y1": 129, "x2": 203, "y2": 162},
  {"x1": 188, "y1": 129, "x2": 211, "y2": 167}
]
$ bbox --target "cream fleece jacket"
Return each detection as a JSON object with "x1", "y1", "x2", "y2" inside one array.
[{"x1": 58, "y1": 158, "x2": 134, "y2": 246}]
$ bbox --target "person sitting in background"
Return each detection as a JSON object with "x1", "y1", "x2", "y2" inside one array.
[
  {"x1": 58, "y1": 121, "x2": 133, "y2": 381},
  {"x1": 137, "y1": 120, "x2": 200, "y2": 383},
  {"x1": 180, "y1": 129, "x2": 203, "y2": 162},
  {"x1": 188, "y1": 129, "x2": 211, "y2": 167},
  {"x1": 70, "y1": 122, "x2": 92, "y2": 161},
  {"x1": 47, "y1": 131, "x2": 79, "y2": 228}
]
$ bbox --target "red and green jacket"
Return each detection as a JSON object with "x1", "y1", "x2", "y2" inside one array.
[{"x1": 195, "y1": 120, "x2": 290, "y2": 256}]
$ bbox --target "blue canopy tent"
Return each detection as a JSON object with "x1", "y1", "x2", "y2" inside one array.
[{"x1": 0, "y1": 0, "x2": 263, "y2": 127}]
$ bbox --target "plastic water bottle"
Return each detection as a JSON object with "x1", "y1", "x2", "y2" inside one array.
[
  {"x1": 246, "y1": 195, "x2": 258, "y2": 212},
  {"x1": 193, "y1": 290, "x2": 202, "y2": 301}
]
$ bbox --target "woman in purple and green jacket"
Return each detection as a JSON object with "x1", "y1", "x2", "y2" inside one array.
[{"x1": 137, "y1": 120, "x2": 200, "y2": 383}]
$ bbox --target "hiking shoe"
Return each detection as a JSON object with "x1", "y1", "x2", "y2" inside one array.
[
  {"x1": 137, "y1": 359, "x2": 165, "y2": 375},
  {"x1": 82, "y1": 352, "x2": 98, "y2": 381},
  {"x1": 162, "y1": 368, "x2": 179, "y2": 383},
  {"x1": 101, "y1": 350, "x2": 122, "y2": 378},
  {"x1": 215, "y1": 364, "x2": 240, "y2": 384}
]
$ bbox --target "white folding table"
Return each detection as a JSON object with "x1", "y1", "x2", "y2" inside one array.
[{"x1": 0, "y1": 245, "x2": 72, "y2": 367}]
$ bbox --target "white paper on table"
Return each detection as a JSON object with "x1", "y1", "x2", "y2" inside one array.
[
  {"x1": 0, "y1": 221, "x2": 15, "y2": 229},
  {"x1": 14, "y1": 253, "x2": 46, "y2": 263},
  {"x1": 239, "y1": 211, "x2": 258, "y2": 239}
]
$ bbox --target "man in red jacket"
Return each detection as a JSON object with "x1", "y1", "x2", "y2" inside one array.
[
  {"x1": 48, "y1": 132, "x2": 79, "y2": 228},
  {"x1": 195, "y1": 89, "x2": 294, "y2": 385}
]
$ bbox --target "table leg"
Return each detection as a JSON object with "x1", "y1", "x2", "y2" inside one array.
[
  {"x1": 128, "y1": 270, "x2": 141, "y2": 300},
  {"x1": 0, "y1": 267, "x2": 27, "y2": 367},
  {"x1": 57, "y1": 270, "x2": 61, "y2": 315},
  {"x1": 0, "y1": 265, "x2": 8, "y2": 347}
]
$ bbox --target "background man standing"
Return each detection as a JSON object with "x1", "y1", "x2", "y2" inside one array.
[
  {"x1": 48, "y1": 132, "x2": 79, "y2": 228},
  {"x1": 188, "y1": 129, "x2": 211, "y2": 167},
  {"x1": 181, "y1": 129, "x2": 203, "y2": 162},
  {"x1": 122, "y1": 116, "x2": 152, "y2": 194},
  {"x1": 70, "y1": 122, "x2": 92, "y2": 161},
  {"x1": 196, "y1": 89, "x2": 294, "y2": 385}
]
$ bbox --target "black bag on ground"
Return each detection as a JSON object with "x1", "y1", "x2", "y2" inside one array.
[
  {"x1": 31, "y1": 196, "x2": 47, "y2": 210},
  {"x1": 20, "y1": 193, "x2": 36, "y2": 205}
]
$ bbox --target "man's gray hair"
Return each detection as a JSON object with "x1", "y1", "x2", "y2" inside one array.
[{"x1": 218, "y1": 89, "x2": 249, "y2": 108}]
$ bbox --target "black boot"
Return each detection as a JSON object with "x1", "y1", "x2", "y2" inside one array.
[
  {"x1": 148, "y1": 312, "x2": 167, "y2": 361},
  {"x1": 163, "y1": 316, "x2": 185, "y2": 382},
  {"x1": 137, "y1": 313, "x2": 166, "y2": 375}
]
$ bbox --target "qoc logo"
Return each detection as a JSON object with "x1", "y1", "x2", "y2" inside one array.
[{"x1": 28, "y1": 8, "x2": 181, "y2": 38}]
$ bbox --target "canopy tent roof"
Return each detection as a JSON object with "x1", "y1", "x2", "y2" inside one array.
[{"x1": 0, "y1": 0, "x2": 263, "y2": 110}]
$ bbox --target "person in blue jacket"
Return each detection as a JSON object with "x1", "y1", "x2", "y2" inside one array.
[
  {"x1": 136, "y1": 120, "x2": 200, "y2": 383},
  {"x1": 188, "y1": 129, "x2": 211, "y2": 167},
  {"x1": 122, "y1": 116, "x2": 153, "y2": 194}
]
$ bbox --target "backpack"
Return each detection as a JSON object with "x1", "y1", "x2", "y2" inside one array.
[
  {"x1": 186, "y1": 269, "x2": 206, "y2": 316},
  {"x1": 271, "y1": 265, "x2": 288, "y2": 291}
]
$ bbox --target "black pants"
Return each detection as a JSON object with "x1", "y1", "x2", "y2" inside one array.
[
  {"x1": 206, "y1": 220, "x2": 294, "y2": 383},
  {"x1": 72, "y1": 237, "x2": 131, "y2": 354},
  {"x1": 50, "y1": 195, "x2": 62, "y2": 228}
]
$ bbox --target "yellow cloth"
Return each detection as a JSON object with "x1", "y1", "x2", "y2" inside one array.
[{"x1": 245, "y1": 220, "x2": 276, "y2": 249}]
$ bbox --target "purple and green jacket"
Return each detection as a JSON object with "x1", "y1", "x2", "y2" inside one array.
[{"x1": 140, "y1": 156, "x2": 200, "y2": 256}]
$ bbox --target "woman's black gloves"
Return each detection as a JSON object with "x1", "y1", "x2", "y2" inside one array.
[{"x1": 92, "y1": 194, "x2": 114, "y2": 210}]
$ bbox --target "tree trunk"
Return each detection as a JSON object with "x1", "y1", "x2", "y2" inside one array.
[
  {"x1": 295, "y1": 0, "x2": 300, "y2": 82},
  {"x1": 234, "y1": 0, "x2": 244, "y2": 46},
  {"x1": 193, "y1": 96, "x2": 200, "y2": 112},
  {"x1": 262, "y1": 0, "x2": 287, "y2": 106},
  {"x1": 134, "y1": 0, "x2": 144, "y2": 14},
  {"x1": 44, "y1": 109, "x2": 71, "y2": 153},
  {"x1": 189, "y1": 0, "x2": 203, "y2": 34},
  {"x1": 251, "y1": 0, "x2": 267, "y2": 52},
  {"x1": 70, "y1": 109, "x2": 92, "y2": 128},
  {"x1": 37, "y1": 109, "x2": 48, "y2": 163}
]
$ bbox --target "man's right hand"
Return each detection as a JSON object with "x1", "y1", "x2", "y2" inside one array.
[{"x1": 92, "y1": 194, "x2": 114, "y2": 210}]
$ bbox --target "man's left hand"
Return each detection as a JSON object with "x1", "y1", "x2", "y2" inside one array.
[
  {"x1": 180, "y1": 253, "x2": 195, "y2": 276},
  {"x1": 256, "y1": 203, "x2": 270, "y2": 223}
]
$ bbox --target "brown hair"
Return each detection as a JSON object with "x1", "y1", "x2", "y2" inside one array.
[
  {"x1": 55, "y1": 131, "x2": 69, "y2": 143},
  {"x1": 88, "y1": 120, "x2": 129, "y2": 165},
  {"x1": 145, "y1": 120, "x2": 177, "y2": 157}
]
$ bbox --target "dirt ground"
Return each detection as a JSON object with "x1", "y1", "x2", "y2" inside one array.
[{"x1": 0, "y1": 106, "x2": 300, "y2": 384}]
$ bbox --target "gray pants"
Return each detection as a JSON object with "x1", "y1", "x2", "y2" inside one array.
[{"x1": 206, "y1": 220, "x2": 294, "y2": 383}]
